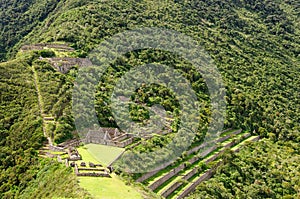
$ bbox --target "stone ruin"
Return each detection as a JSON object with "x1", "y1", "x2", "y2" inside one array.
[
  {"x1": 68, "y1": 147, "x2": 81, "y2": 161},
  {"x1": 84, "y1": 127, "x2": 134, "y2": 148},
  {"x1": 57, "y1": 139, "x2": 81, "y2": 149},
  {"x1": 21, "y1": 43, "x2": 93, "y2": 74},
  {"x1": 21, "y1": 43, "x2": 74, "y2": 52},
  {"x1": 41, "y1": 57, "x2": 92, "y2": 74},
  {"x1": 74, "y1": 162, "x2": 111, "y2": 178}
]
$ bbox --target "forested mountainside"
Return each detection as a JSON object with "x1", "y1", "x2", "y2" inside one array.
[
  {"x1": 1, "y1": 0, "x2": 299, "y2": 198},
  {"x1": 0, "y1": 0, "x2": 61, "y2": 61}
]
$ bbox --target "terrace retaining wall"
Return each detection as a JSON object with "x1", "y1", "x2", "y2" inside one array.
[
  {"x1": 149, "y1": 164, "x2": 185, "y2": 191},
  {"x1": 137, "y1": 130, "x2": 242, "y2": 184},
  {"x1": 76, "y1": 172, "x2": 111, "y2": 177},
  {"x1": 176, "y1": 161, "x2": 223, "y2": 199},
  {"x1": 162, "y1": 181, "x2": 182, "y2": 198},
  {"x1": 136, "y1": 160, "x2": 174, "y2": 182}
]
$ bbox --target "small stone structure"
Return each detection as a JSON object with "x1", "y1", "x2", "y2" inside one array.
[
  {"x1": 68, "y1": 147, "x2": 81, "y2": 161},
  {"x1": 74, "y1": 163, "x2": 111, "y2": 178},
  {"x1": 89, "y1": 162, "x2": 96, "y2": 168}
]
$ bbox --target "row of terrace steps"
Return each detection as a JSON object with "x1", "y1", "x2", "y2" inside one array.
[
  {"x1": 136, "y1": 129, "x2": 242, "y2": 183},
  {"x1": 145, "y1": 130, "x2": 247, "y2": 191},
  {"x1": 172, "y1": 135, "x2": 260, "y2": 199},
  {"x1": 41, "y1": 57, "x2": 92, "y2": 74},
  {"x1": 38, "y1": 143, "x2": 68, "y2": 159},
  {"x1": 160, "y1": 132, "x2": 251, "y2": 198},
  {"x1": 21, "y1": 43, "x2": 90, "y2": 74},
  {"x1": 138, "y1": 129, "x2": 259, "y2": 198}
]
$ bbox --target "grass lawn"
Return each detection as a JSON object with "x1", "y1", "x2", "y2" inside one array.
[
  {"x1": 78, "y1": 174, "x2": 143, "y2": 199},
  {"x1": 77, "y1": 145, "x2": 143, "y2": 199},
  {"x1": 77, "y1": 144, "x2": 125, "y2": 166}
]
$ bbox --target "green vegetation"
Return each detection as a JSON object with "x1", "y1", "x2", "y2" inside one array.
[
  {"x1": 0, "y1": 56, "x2": 43, "y2": 198},
  {"x1": 19, "y1": 0, "x2": 299, "y2": 140},
  {"x1": 18, "y1": 161, "x2": 91, "y2": 199},
  {"x1": 0, "y1": 51, "x2": 88, "y2": 198},
  {"x1": 0, "y1": 0, "x2": 60, "y2": 61},
  {"x1": 0, "y1": 0, "x2": 299, "y2": 198},
  {"x1": 188, "y1": 139, "x2": 300, "y2": 199},
  {"x1": 32, "y1": 59, "x2": 76, "y2": 143}
]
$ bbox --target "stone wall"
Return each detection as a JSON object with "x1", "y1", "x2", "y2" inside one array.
[
  {"x1": 21, "y1": 44, "x2": 74, "y2": 52},
  {"x1": 76, "y1": 172, "x2": 110, "y2": 177},
  {"x1": 162, "y1": 181, "x2": 182, "y2": 198},
  {"x1": 78, "y1": 168, "x2": 106, "y2": 172},
  {"x1": 186, "y1": 129, "x2": 242, "y2": 156},
  {"x1": 232, "y1": 136, "x2": 260, "y2": 153},
  {"x1": 176, "y1": 161, "x2": 223, "y2": 199},
  {"x1": 137, "y1": 136, "x2": 223, "y2": 183},
  {"x1": 57, "y1": 139, "x2": 81, "y2": 149},
  {"x1": 177, "y1": 169, "x2": 214, "y2": 199},
  {"x1": 49, "y1": 145, "x2": 65, "y2": 152},
  {"x1": 75, "y1": 163, "x2": 110, "y2": 177},
  {"x1": 163, "y1": 133, "x2": 257, "y2": 198},
  {"x1": 137, "y1": 130, "x2": 243, "y2": 185},
  {"x1": 182, "y1": 167, "x2": 199, "y2": 181},
  {"x1": 112, "y1": 134, "x2": 129, "y2": 141},
  {"x1": 149, "y1": 135, "x2": 244, "y2": 193},
  {"x1": 149, "y1": 164, "x2": 185, "y2": 191},
  {"x1": 117, "y1": 137, "x2": 134, "y2": 147},
  {"x1": 187, "y1": 142, "x2": 208, "y2": 156},
  {"x1": 136, "y1": 160, "x2": 174, "y2": 182},
  {"x1": 161, "y1": 167, "x2": 200, "y2": 198},
  {"x1": 45, "y1": 58, "x2": 92, "y2": 73},
  {"x1": 68, "y1": 148, "x2": 81, "y2": 161}
]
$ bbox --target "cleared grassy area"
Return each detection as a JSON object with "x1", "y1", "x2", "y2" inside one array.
[
  {"x1": 78, "y1": 174, "x2": 143, "y2": 199},
  {"x1": 77, "y1": 145, "x2": 143, "y2": 199},
  {"x1": 78, "y1": 144, "x2": 125, "y2": 166}
]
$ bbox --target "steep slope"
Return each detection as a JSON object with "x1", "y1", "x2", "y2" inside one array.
[
  {"x1": 0, "y1": 0, "x2": 299, "y2": 198},
  {"x1": 18, "y1": 0, "x2": 300, "y2": 139},
  {"x1": 187, "y1": 140, "x2": 300, "y2": 198},
  {"x1": 0, "y1": 0, "x2": 60, "y2": 61},
  {"x1": 0, "y1": 53, "x2": 88, "y2": 198}
]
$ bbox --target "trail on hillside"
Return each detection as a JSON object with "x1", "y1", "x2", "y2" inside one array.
[{"x1": 32, "y1": 64, "x2": 53, "y2": 146}]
